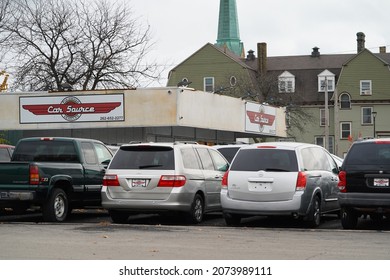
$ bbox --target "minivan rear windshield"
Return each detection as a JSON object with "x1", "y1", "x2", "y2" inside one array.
[
  {"x1": 109, "y1": 146, "x2": 175, "y2": 170},
  {"x1": 346, "y1": 142, "x2": 390, "y2": 165},
  {"x1": 230, "y1": 149, "x2": 298, "y2": 172}
]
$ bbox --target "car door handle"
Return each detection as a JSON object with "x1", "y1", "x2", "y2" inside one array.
[{"x1": 214, "y1": 175, "x2": 222, "y2": 179}]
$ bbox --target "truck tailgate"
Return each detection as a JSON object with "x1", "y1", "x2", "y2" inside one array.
[{"x1": 0, "y1": 162, "x2": 30, "y2": 186}]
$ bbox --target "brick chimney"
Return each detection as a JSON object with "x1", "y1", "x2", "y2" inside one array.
[
  {"x1": 357, "y1": 32, "x2": 365, "y2": 53},
  {"x1": 379, "y1": 46, "x2": 387, "y2": 53},
  {"x1": 257, "y1": 42, "x2": 267, "y2": 76}
]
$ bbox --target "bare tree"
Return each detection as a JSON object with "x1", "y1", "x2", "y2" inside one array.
[
  {"x1": 220, "y1": 71, "x2": 314, "y2": 137},
  {"x1": 0, "y1": 0, "x2": 161, "y2": 91}
]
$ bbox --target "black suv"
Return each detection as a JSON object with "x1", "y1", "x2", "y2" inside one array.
[{"x1": 338, "y1": 139, "x2": 390, "y2": 229}]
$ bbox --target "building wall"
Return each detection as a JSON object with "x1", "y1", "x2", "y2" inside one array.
[
  {"x1": 0, "y1": 88, "x2": 287, "y2": 145},
  {"x1": 167, "y1": 44, "x2": 252, "y2": 92}
]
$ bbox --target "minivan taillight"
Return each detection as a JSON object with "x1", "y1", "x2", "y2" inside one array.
[
  {"x1": 103, "y1": 174, "x2": 120, "y2": 186},
  {"x1": 158, "y1": 175, "x2": 186, "y2": 187},
  {"x1": 29, "y1": 164, "x2": 40, "y2": 185},
  {"x1": 296, "y1": 171, "x2": 307, "y2": 191},
  {"x1": 338, "y1": 171, "x2": 347, "y2": 192},
  {"x1": 221, "y1": 171, "x2": 229, "y2": 188}
]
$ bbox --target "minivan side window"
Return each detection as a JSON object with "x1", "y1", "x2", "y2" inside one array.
[
  {"x1": 196, "y1": 148, "x2": 215, "y2": 170},
  {"x1": 209, "y1": 149, "x2": 229, "y2": 171},
  {"x1": 181, "y1": 148, "x2": 201, "y2": 169},
  {"x1": 301, "y1": 147, "x2": 331, "y2": 171}
]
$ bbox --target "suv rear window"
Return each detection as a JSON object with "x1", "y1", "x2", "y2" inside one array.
[
  {"x1": 230, "y1": 148, "x2": 298, "y2": 172},
  {"x1": 345, "y1": 142, "x2": 390, "y2": 165},
  {"x1": 110, "y1": 146, "x2": 175, "y2": 170}
]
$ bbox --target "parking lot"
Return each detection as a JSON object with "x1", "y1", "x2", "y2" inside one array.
[{"x1": 2, "y1": 208, "x2": 390, "y2": 260}]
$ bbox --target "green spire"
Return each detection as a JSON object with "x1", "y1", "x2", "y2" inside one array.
[{"x1": 216, "y1": 0, "x2": 244, "y2": 57}]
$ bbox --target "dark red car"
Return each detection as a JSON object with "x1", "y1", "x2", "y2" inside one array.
[{"x1": 0, "y1": 144, "x2": 14, "y2": 162}]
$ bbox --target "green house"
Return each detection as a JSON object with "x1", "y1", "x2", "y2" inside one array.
[
  {"x1": 334, "y1": 48, "x2": 390, "y2": 156},
  {"x1": 167, "y1": 43, "x2": 255, "y2": 97}
]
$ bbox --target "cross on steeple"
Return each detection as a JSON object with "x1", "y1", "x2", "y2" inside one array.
[{"x1": 215, "y1": 0, "x2": 244, "y2": 57}]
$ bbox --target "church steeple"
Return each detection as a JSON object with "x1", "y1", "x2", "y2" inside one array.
[{"x1": 216, "y1": 0, "x2": 244, "y2": 57}]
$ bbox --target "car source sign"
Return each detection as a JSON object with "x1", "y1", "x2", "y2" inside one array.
[{"x1": 20, "y1": 94, "x2": 124, "y2": 123}]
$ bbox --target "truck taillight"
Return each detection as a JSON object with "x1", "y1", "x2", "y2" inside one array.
[
  {"x1": 296, "y1": 171, "x2": 307, "y2": 191},
  {"x1": 221, "y1": 171, "x2": 229, "y2": 188},
  {"x1": 158, "y1": 175, "x2": 186, "y2": 187},
  {"x1": 338, "y1": 171, "x2": 347, "y2": 193},
  {"x1": 103, "y1": 174, "x2": 120, "y2": 186},
  {"x1": 29, "y1": 165, "x2": 40, "y2": 185}
]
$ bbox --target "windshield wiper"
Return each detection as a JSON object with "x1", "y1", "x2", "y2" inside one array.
[{"x1": 138, "y1": 164, "x2": 163, "y2": 169}]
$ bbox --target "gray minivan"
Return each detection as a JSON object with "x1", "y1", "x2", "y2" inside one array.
[
  {"x1": 101, "y1": 142, "x2": 229, "y2": 224},
  {"x1": 220, "y1": 142, "x2": 340, "y2": 227}
]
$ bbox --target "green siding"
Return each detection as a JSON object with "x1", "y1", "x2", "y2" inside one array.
[{"x1": 167, "y1": 44, "x2": 251, "y2": 92}]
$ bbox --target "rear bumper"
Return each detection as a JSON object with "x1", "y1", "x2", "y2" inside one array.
[
  {"x1": 338, "y1": 192, "x2": 390, "y2": 210},
  {"x1": 220, "y1": 188, "x2": 305, "y2": 216},
  {"x1": 101, "y1": 186, "x2": 194, "y2": 213}
]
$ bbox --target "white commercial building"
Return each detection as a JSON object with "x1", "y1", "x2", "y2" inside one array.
[{"x1": 1, "y1": 88, "x2": 287, "y2": 145}]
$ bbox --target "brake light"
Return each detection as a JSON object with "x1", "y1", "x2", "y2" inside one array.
[
  {"x1": 296, "y1": 171, "x2": 307, "y2": 191},
  {"x1": 29, "y1": 164, "x2": 40, "y2": 185},
  {"x1": 221, "y1": 171, "x2": 229, "y2": 188},
  {"x1": 158, "y1": 175, "x2": 186, "y2": 187},
  {"x1": 40, "y1": 137, "x2": 54, "y2": 141},
  {"x1": 103, "y1": 174, "x2": 120, "y2": 186},
  {"x1": 257, "y1": 146, "x2": 276, "y2": 149},
  {"x1": 338, "y1": 171, "x2": 347, "y2": 193}
]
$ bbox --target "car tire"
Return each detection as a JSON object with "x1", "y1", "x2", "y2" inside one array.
[
  {"x1": 188, "y1": 194, "x2": 204, "y2": 224},
  {"x1": 306, "y1": 196, "x2": 321, "y2": 228},
  {"x1": 370, "y1": 213, "x2": 383, "y2": 223},
  {"x1": 223, "y1": 212, "x2": 241, "y2": 226},
  {"x1": 109, "y1": 210, "x2": 129, "y2": 224},
  {"x1": 341, "y1": 207, "x2": 358, "y2": 229},
  {"x1": 42, "y1": 188, "x2": 68, "y2": 222}
]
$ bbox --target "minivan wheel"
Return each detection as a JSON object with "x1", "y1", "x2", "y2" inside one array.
[
  {"x1": 223, "y1": 212, "x2": 241, "y2": 226},
  {"x1": 341, "y1": 207, "x2": 358, "y2": 229},
  {"x1": 188, "y1": 194, "x2": 204, "y2": 224},
  {"x1": 109, "y1": 210, "x2": 129, "y2": 224},
  {"x1": 306, "y1": 196, "x2": 321, "y2": 228}
]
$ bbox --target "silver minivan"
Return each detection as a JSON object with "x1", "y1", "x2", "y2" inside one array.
[
  {"x1": 101, "y1": 142, "x2": 229, "y2": 224},
  {"x1": 220, "y1": 142, "x2": 340, "y2": 227}
]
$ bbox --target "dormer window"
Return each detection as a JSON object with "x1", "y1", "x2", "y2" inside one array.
[
  {"x1": 360, "y1": 80, "x2": 372, "y2": 95},
  {"x1": 278, "y1": 71, "x2": 295, "y2": 93},
  {"x1": 318, "y1": 70, "x2": 335, "y2": 92}
]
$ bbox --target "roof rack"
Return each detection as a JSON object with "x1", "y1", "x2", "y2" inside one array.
[{"x1": 174, "y1": 141, "x2": 199, "y2": 145}]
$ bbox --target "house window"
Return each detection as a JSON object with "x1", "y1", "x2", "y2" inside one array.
[
  {"x1": 318, "y1": 70, "x2": 335, "y2": 92},
  {"x1": 361, "y1": 107, "x2": 373, "y2": 124},
  {"x1": 320, "y1": 109, "x2": 329, "y2": 126},
  {"x1": 360, "y1": 80, "x2": 372, "y2": 95},
  {"x1": 339, "y1": 93, "x2": 351, "y2": 109},
  {"x1": 340, "y1": 122, "x2": 352, "y2": 139},
  {"x1": 315, "y1": 136, "x2": 334, "y2": 154},
  {"x1": 204, "y1": 77, "x2": 214, "y2": 92},
  {"x1": 278, "y1": 71, "x2": 295, "y2": 93}
]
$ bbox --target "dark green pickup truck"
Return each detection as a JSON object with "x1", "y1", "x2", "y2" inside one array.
[{"x1": 0, "y1": 137, "x2": 113, "y2": 222}]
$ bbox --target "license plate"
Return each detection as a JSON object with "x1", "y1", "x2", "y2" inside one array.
[
  {"x1": 132, "y1": 179, "x2": 147, "y2": 188},
  {"x1": 374, "y1": 178, "x2": 389, "y2": 187},
  {"x1": 248, "y1": 182, "x2": 272, "y2": 192},
  {"x1": 0, "y1": 192, "x2": 10, "y2": 199}
]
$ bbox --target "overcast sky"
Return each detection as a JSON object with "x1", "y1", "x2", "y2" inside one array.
[{"x1": 130, "y1": 0, "x2": 390, "y2": 86}]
